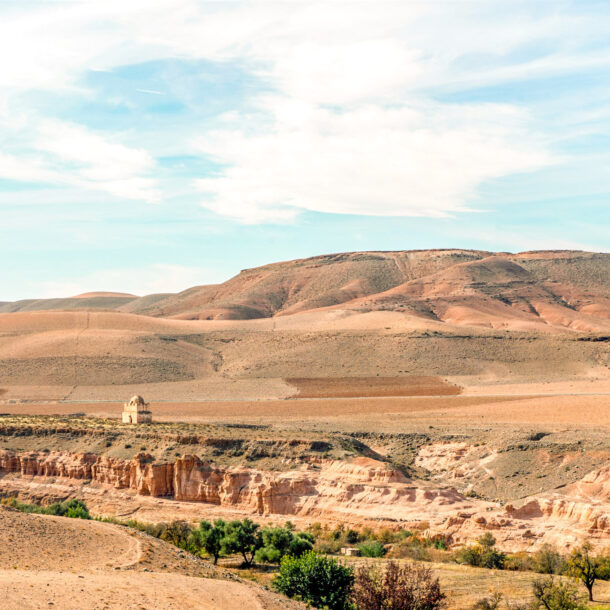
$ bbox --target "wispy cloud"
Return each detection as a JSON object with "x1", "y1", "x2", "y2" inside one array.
[
  {"x1": 0, "y1": 0, "x2": 608, "y2": 224},
  {"x1": 195, "y1": 100, "x2": 551, "y2": 223},
  {"x1": 0, "y1": 118, "x2": 160, "y2": 202}
]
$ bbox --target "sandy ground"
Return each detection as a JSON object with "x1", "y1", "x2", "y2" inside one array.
[
  {"x1": 0, "y1": 570, "x2": 288, "y2": 610},
  {"x1": 1, "y1": 393, "x2": 609, "y2": 427},
  {"x1": 0, "y1": 507, "x2": 301, "y2": 610}
]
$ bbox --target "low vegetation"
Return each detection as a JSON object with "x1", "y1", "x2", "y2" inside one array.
[
  {"x1": 532, "y1": 577, "x2": 586, "y2": 610},
  {"x1": 1, "y1": 497, "x2": 90, "y2": 519},
  {"x1": 455, "y1": 533, "x2": 506, "y2": 569},
  {"x1": 4, "y1": 497, "x2": 609, "y2": 607},
  {"x1": 352, "y1": 560, "x2": 446, "y2": 610},
  {"x1": 273, "y1": 550, "x2": 354, "y2": 609}
]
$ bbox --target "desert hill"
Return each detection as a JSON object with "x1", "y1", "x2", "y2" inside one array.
[
  {"x1": 0, "y1": 249, "x2": 608, "y2": 401},
  {"x1": 2, "y1": 250, "x2": 608, "y2": 333}
]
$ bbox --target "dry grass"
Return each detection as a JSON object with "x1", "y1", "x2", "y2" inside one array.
[{"x1": 343, "y1": 558, "x2": 610, "y2": 609}]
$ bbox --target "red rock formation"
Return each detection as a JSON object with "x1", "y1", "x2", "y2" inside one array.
[{"x1": 0, "y1": 450, "x2": 608, "y2": 551}]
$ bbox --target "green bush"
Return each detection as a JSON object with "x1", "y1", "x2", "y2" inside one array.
[
  {"x1": 272, "y1": 550, "x2": 354, "y2": 610},
  {"x1": 455, "y1": 534, "x2": 505, "y2": 569},
  {"x1": 1, "y1": 497, "x2": 91, "y2": 519},
  {"x1": 358, "y1": 540, "x2": 385, "y2": 558},
  {"x1": 255, "y1": 526, "x2": 314, "y2": 564}
]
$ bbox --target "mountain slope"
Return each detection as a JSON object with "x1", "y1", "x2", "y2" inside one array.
[{"x1": 1, "y1": 250, "x2": 608, "y2": 332}]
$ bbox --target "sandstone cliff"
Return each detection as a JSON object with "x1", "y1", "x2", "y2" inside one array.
[{"x1": 0, "y1": 450, "x2": 607, "y2": 551}]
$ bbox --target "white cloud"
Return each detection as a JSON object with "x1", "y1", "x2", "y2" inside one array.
[
  {"x1": 194, "y1": 98, "x2": 551, "y2": 222},
  {"x1": 0, "y1": 119, "x2": 160, "y2": 202},
  {"x1": 1, "y1": 1, "x2": 608, "y2": 219}
]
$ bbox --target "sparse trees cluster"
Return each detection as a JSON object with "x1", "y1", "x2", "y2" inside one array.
[{"x1": 186, "y1": 518, "x2": 313, "y2": 566}]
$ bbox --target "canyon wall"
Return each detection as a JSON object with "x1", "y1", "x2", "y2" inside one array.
[{"x1": 0, "y1": 449, "x2": 608, "y2": 551}]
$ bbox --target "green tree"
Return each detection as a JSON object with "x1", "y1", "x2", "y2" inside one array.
[
  {"x1": 532, "y1": 577, "x2": 585, "y2": 610},
  {"x1": 567, "y1": 543, "x2": 610, "y2": 602},
  {"x1": 272, "y1": 550, "x2": 354, "y2": 610},
  {"x1": 189, "y1": 519, "x2": 226, "y2": 564},
  {"x1": 222, "y1": 518, "x2": 262, "y2": 566},
  {"x1": 255, "y1": 526, "x2": 314, "y2": 564}
]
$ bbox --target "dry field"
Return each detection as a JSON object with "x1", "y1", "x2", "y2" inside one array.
[
  {"x1": 1, "y1": 392, "x2": 608, "y2": 428},
  {"x1": 339, "y1": 558, "x2": 610, "y2": 609}
]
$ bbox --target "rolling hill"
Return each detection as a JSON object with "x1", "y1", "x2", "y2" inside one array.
[
  {"x1": 0, "y1": 249, "x2": 608, "y2": 401},
  {"x1": 2, "y1": 250, "x2": 609, "y2": 332}
]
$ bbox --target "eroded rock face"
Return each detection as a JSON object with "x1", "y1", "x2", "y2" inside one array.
[{"x1": 0, "y1": 450, "x2": 608, "y2": 551}]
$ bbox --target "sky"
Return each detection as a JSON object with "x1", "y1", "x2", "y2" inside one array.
[{"x1": 1, "y1": 0, "x2": 609, "y2": 300}]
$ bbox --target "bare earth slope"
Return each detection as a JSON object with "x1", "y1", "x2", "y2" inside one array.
[
  {"x1": 4, "y1": 250, "x2": 608, "y2": 327},
  {"x1": 0, "y1": 505, "x2": 299, "y2": 609},
  {"x1": 0, "y1": 249, "x2": 608, "y2": 402}
]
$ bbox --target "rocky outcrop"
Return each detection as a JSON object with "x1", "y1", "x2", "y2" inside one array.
[
  {"x1": 0, "y1": 450, "x2": 479, "y2": 519},
  {"x1": 0, "y1": 450, "x2": 608, "y2": 551}
]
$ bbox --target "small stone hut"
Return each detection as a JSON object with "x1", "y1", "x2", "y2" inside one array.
[{"x1": 122, "y1": 395, "x2": 152, "y2": 424}]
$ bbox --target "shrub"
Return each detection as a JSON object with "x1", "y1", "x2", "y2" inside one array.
[
  {"x1": 60, "y1": 499, "x2": 91, "y2": 520},
  {"x1": 358, "y1": 540, "x2": 385, "y2": 558},
  {"x1": 534, "y1": 544, "x2": 566, "y2": 575},
  {"x1": 532, "y1": 577, "x2": 586, "y2": 610},
  {"x1": 505, "y1": 552, "x2": 535, "y2": 572},
  {"x1": 480, "y1": 547, "x2": 506, "y2": 569},
  {"x1": 471, "y1": 591, "x2": 503, "y2": 610},
  {"x1": 479, "y1": 533, "x2": 497, "y2": 548},
  {"x1": 1, "y1": 497, "x2": 91, "y2": 520},
  {"x1": 160, "y1": 520, "x2": 192, "y2": 549},
  {"x1": 352, "y1": 560, "x2": 446, "y2": 610},
  {"x1": 272, "y1": 550, "x2": 354, "y2": 610},
  {"x1": 455, "y1": 534, "x2": 505, "y2": 569},
  {"x1": 255, "y1": 526, "x2": 314, "y2": 564}
]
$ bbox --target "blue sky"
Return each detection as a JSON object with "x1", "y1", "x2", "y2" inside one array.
[{"x1": 1, "y1": 0, "x2": 609, "y2": 300}]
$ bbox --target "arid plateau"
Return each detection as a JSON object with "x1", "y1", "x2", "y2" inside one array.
[{"x1": 1, "y1": 249, "x2": 609, "y2": 608}]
